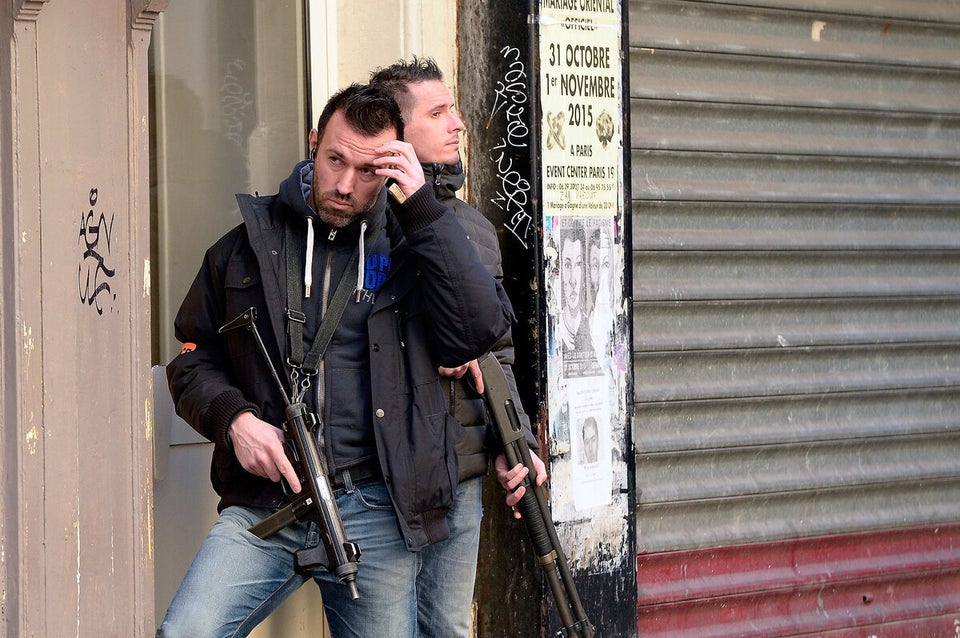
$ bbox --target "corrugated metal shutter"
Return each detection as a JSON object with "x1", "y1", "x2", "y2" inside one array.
[{"x1": 630, "y1": 0, "x2": 960, "y2": 553}]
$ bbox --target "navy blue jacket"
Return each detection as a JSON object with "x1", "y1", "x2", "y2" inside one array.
[{"x1": 167, "y1": 160, "x2": 514, "y2": 550}]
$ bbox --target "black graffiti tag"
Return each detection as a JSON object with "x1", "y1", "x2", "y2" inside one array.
[
  {"x1": 78, "y1": 188, "x2": 117, "y2": 315},
  {"x1": 489, "y1": 46, "x2": 533, "y2": 249}
]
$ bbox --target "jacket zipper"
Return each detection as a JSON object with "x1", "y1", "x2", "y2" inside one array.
[
  {"x1": 314, "y1": 250, "x2": 334, "y2": 465},
  {"x1": 447, "y1": 377, "x2": 456, "y2": 417}
]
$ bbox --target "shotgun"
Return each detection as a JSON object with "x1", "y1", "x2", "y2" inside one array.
[{"x1": 477, "y1": 353, "x2": 596, "y2": 637}]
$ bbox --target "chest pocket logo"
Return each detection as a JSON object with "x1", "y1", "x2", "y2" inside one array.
[{"x1": 364, "y1": 254, "x2": 391, "y2": 292}]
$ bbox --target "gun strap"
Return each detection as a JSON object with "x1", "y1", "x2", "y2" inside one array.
[{"x1": 284, "y1": 217, "x2": 381, "y2": 377}]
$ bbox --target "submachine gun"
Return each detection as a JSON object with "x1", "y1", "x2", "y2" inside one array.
[
  {"x1": 219, "y1": 307, "x2": 361, "y2": 600},
  {"x1": 477, "y1": 353, "x2": 596, "y2": 637}
]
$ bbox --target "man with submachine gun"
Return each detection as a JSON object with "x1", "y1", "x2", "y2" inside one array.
[
  {"x1": 480, "y1": 353, "x2": 597, "y2": 638},
  {"x1": 157, "y1": 84, "x2": 515, "y2": 638}
]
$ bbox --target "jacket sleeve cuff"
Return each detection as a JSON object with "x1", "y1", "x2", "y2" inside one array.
[
  {"x1": 393, "y1": 183, "x2": 446, "y2": 233},
  {"x1": 204, "y1": 390, "x2": 260, "y2": 450}
]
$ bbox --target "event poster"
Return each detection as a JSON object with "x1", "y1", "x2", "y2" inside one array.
[{"x1": 540, "y1": 0, "x2": 622, "y2": 218}]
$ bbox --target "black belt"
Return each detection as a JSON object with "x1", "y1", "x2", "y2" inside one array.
[{"x1": 330, "y1": 461, "x2": 382, "y2": 489}]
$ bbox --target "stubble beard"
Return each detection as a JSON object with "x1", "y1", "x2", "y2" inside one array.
[{"x1": 314, "y1": 190, "x2": 377, "y2": 228}]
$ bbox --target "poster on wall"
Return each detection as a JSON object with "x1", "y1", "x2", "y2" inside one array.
[
  {"x1": 540, "y1": 0, "x2": 622, "y2": 218},
  {"x1": 540, "y1": 0, "x2": 630, "y2": 572},
  {"x1": 545, "y1": 215, "x2": 620, "y2": 514}
]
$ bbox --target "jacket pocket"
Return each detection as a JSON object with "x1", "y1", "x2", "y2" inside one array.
[
  {"x1": 221, "y1": 267, "x2": 282, "y2": 407},
  {"x1": 409, "y1": 387, "x2": 461, "y2": 514},
  {"x1": 223, "y1": 265, "x2": 261, "y2": 315}
]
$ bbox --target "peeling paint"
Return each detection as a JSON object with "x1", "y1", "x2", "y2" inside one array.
[
  {"x1": 811, "y1": 20, "x2": 827, "y2": 42},
  {"x1": 144, "y1": 398, "x2": 153, "y2": 442},
  {"x1": 21, "y1": 322, "x2": 34, "y2": 353},
  {"x1": 143, "y1": 259, "x2": 151, "y2": 297},
  {"x1": 25, "y1": 425, "x2": 39, "y2": 455},
  {"x1": 554, "y1": 485, "x2": 631, "y2": 572}
]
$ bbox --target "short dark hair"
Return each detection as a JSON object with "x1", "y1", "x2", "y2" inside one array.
[
  {"x1": 368, "y1": 56, "x2": 444, "y2": 113},
  {"x1": 315, "y1": 83, "x2": 404, "y2": 143}
]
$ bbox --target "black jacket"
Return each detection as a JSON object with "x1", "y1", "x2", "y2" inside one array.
[
  {"x1": 424, "y1": 163, "x2": 534, "y2": 481},
  {"x1": 167, "y1": 160, "x2": 514, "y2": 550}
]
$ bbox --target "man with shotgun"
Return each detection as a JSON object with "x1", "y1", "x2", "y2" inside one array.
[{"x1": 370, "y1": 57, "x2": 592, "y2": 638}]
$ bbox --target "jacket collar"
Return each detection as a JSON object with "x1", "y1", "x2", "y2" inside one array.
[{"x1": 421, "y1": 162, "x2": 465, "y2": 203}]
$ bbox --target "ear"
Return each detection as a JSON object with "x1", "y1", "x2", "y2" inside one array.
[{"x1": 308, "y1": 128, "x2": 319, "y2": 159}]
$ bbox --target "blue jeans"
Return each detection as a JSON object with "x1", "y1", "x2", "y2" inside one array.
[
  {"x1": 157, "y1": 478, "x2": 482, "y2": 638},
  {"x1": 416, "y1": 477, "x2": 482, "y2": 638}
]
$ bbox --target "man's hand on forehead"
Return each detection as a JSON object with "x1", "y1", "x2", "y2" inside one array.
[{"x1": 373, "y1": 140, "x2": 425, "y2": 199}]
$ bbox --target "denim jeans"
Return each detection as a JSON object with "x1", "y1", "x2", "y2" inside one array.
[
  {"x1": 157, "y1": 478, "x2": 482, "y2": 638},
  {"x1": 415, "y1": 476, "x2": 483, "y2": 638}
]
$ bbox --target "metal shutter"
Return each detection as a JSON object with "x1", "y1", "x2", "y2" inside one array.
[{"x1": 630, "y1": 0, "x2": 960, "y2": 553}]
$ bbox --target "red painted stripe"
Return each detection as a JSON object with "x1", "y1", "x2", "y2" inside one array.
[
  {"x1": 637, "y1": 523, "x2": 960, "y2": 637},
  {"x1": 814, "y1": 614, "x2": 960, "y2": 638}
]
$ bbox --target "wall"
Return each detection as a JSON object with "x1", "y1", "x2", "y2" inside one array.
[{"x1": 1, "y1": 1, "x2": 166, "y2": 635}]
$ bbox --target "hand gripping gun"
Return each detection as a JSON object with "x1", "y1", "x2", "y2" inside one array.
[
  {"x1": 477, "y1": 353, "x2": 596, "y2": 637},
  {"x1": 219, "y1": 307, "x2": 361, "y2": 600}
]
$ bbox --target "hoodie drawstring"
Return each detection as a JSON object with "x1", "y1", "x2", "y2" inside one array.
[
  {"x1": 305, "y1": 217, "x2": 369, "y2": 303},
  {"x1": 304, "y1": 217, "x2": 315, "y2": 298},
  {"x1": 356, "y1": 220, "x2": 367, "y2": 302}
]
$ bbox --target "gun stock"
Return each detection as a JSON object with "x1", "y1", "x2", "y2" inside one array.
[
  {"x1": 478, "y1": 354, "x2": 596, "y2": 638},
  {"x1": 220, "y1": 307, "x2": 361, "y2": 600}
]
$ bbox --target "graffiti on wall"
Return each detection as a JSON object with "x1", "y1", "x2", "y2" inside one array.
[
  {"x1": 220, "y1": 57, "x2": 254, "y2": 156},
  {"x1": 488, "y1": 45, "x2": 533, "y2": 249},
  {"x1": 78, "y1": 188, "x2": 117, "y2": 315}
]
